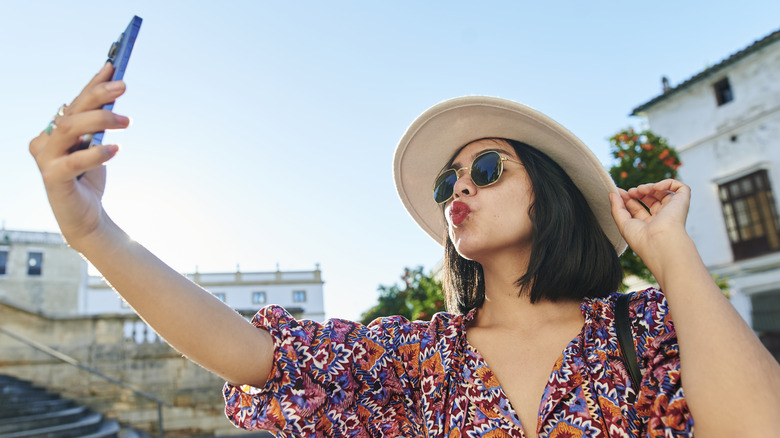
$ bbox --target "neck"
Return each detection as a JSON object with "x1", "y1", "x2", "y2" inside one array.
[{"x1": 473, "y1": 254, "x2": 583, "y2": 331}]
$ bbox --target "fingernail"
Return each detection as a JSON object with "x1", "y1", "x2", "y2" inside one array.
[
  {"x1": 114, "y1": 114, "x2": 131, "y2": 126},
  {"x1": 105, "y1": 81, "x2": 124, "y2": 92}
]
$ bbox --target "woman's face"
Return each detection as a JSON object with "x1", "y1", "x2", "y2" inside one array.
[{"x1": 443, "y1": 139, "x2": 535, "y2": 264}]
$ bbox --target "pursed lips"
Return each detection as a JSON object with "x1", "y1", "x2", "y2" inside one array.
[{"x1": 449, "y1": 201, "x2": 471, "y2": 226}]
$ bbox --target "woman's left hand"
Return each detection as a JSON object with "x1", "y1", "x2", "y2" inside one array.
[{"x1": 609, "y1": 179, "x2": 691, "y2": 272}]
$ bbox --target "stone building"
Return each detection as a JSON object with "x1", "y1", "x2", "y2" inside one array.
[
  {"x1": 1, "y1": 227, "x2": 326, "y2": 322},
  {"x1": 0, "y1": 229, "x2": 87, "y2": 316},
  {"x1": 631, "y1": 29, "x2": 780, "y2": 342},
  {"x1": 87, "y1": 266, "x2": 325, "y2": 322},
  {"x1": 0, "y1": 227, "x2": 324, "y2": 435}
]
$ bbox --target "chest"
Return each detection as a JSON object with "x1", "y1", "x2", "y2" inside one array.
[{"x1": 466, "y1": 327, "x2": 584, "y2": 437}]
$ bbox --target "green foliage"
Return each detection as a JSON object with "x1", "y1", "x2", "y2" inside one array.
[
  {"x1": 713, "y1": 274, "x2": 731, "y2": 299},
  {"x1": 360, "y1": 266, "x2": 445, "y2": 325},
  {"x1": 609, "y1": 128, "x2": 681, "y2": 189},
  {"x1": 609, "y1": 128, "x2": 682, "y2": 288}
]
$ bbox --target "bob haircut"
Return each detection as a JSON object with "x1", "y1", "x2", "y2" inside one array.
[{"x1": 442, "y1": 138, "x2": 623, "y2": 314}]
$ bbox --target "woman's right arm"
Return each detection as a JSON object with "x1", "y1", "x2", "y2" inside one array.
[{"x1": 29, "y1": 63, "x2": 274, "y2": 387}]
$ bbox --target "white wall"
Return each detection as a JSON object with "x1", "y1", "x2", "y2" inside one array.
[
  {"x1": 641, "y1": 41, "x2": 780, "y2": 269},
  {"x1": 84, "y1": 268, "x2": 326, "y2": 321}
]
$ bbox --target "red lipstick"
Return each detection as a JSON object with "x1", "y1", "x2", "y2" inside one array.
[{"x1": 449, "y1": 201, "x2": 471, "y2": 226}]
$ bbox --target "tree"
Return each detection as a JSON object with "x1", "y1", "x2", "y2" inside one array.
[
  {"x1": 609, "y1": 128, "x2": 682, "y2": 288},
  {"x1": 360, "y1": 266, "x2": 445, "y2": 325}
]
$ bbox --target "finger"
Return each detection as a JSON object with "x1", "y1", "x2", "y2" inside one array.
[
  {"x1": 627, "y1": 181, "x2": 678, "y2": 208},
  {"x1": 68, "y1": 80, "x2": 126, "y2": 115},
  {"x1": 624, "y1": 197, "x2": 652, "y2": 219},
  {"x1": 74, "y1": 63, "x2": 115, "y2": 105},
  {"x1": 44, "y1": 144, "x2": 120, "y2": 182},
  {"x1": 610, "y1": 192, "x2": 636, "y2": 233},
  {"x1": 653, "y1": 179, "x2": 690, "y2": 197},
  {"x1": 45, "y1": 111, "x2": 130, "y2": 156}
]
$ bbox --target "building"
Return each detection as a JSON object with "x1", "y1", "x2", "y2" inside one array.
[
  {"x1": 631, "y1": 29, "x2": 780, "y2": 338},
  {"x1": 87, "y1": 265, "x2": 326, "y2": 321},
  {"x1": 1, "y1": 228, "x2": 326, "y2": 322},
  {"x1": 1, "y1": 227, "x2": 324, "y2": 434},
  {"x1": 0, "y1": 229, "x2": 87, "y2": 316}
]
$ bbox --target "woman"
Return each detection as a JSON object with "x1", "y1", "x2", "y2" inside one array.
[{"x1": 30, "y1": 64, "x2": 780, "y2": 437}]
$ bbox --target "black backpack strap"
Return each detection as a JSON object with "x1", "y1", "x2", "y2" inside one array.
[{"x1": 616, "y1": 293, "x2": 642, "y2": 403}]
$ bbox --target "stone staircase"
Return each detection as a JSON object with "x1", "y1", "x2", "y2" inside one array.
[{"x1": 0, "y1": 374, "x2": 151, "y2": 438}]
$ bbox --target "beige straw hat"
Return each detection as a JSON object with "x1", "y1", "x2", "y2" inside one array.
[{"x1": 393, "y1": 96, "x2": 627, "y2": 255}]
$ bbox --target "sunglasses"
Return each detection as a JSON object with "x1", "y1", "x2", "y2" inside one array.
[{"x1": 433, "y1": 150, "x2": 522, "y2": 204}]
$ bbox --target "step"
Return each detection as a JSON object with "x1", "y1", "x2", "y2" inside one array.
[
  {"x1": 0, "y1": 397, "x2": 75, "y2": 419},
  {"x1": 0, "y1": 405, "x2": 88, "y2": 434},
  {"x1": 0, "y1": 390, "x2": 60, "y2": 404},
  {"x1": 80, "y1": 419, "x2": 121, "y2": 438},
  {"x1": 0, "y1": 411, "x2": 104, "y2": 438}
]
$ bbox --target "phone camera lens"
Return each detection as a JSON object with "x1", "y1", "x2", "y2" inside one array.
[{"x1": 107, "y1": 42, "x2": 119, "y2": 59}]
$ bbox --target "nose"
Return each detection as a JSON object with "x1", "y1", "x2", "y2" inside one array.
[{"x1": 452, "y1": 170, "x2": 476, "y2": 199}]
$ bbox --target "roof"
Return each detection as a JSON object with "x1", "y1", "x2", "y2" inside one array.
[
  {"x1": 631, "y1": 28, "x2": 780, "y2": 115},
  {"x1": 0, "y1": 229, "x2": 66, "y2": 246}
]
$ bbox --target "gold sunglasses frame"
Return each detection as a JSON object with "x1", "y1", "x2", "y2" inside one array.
[{"x1": 433, "y1": 150, "x2": 522, "y2": 204}]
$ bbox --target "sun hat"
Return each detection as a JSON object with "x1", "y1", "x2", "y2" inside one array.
[{"x1": 393, "y1": 96, "x2": 627, "y2": 255}]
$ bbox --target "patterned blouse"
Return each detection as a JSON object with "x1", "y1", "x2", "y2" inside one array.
[{"x1": 223, "y1": 288, "x2": 693, "y2": 437}]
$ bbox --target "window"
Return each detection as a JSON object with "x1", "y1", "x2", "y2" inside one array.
[
  {"x1": 751, "y1": 291, "x2": 780, "y2": 332},
  {"x1": 713, "y1": 77, "x2": 733, "y2": 106},
  {"x1": 0, "y1": 249, "x2": 7, "y2": 275},
  {"x1": 213, "y1": 292, "x2": 226, "y2": 302},
  {"x1": 27, "y1": 251, "x2": 43, "y2": 276},
  {"x1": 719, "y1": 170, "x2": 780, "y2": 260},
  {"x1": 293, "y1": 290, "x2": 307, "y2": 303},
  {"x1": 252, "y1": 291, "x2": 267, "y2": 305}
]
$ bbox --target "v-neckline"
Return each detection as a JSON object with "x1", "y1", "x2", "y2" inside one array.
[{"x1": 460, "y1": 300, "x2": 593, "y2": 435}]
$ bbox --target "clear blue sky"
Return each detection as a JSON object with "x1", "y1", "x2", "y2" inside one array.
[{"x1": 2, "y1": 1, "x2": 779, "y2": 320}]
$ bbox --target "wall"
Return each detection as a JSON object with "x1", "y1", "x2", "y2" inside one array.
[
  {"x1": 0, "y1": 230, "x2": 86, "y2": 316},
  {"x1": 0, "y1": 300, "x2": 262, "y2": 437},
  {"x1": 637, "y1": 34, "x2": 780, "y2": 337}
]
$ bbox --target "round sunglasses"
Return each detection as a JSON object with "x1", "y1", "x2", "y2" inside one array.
[{"x1": 433, "y1": 150, "x2": 522, "y2": 204}]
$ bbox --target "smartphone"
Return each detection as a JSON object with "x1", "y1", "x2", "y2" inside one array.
[{"x1": 77, "y1": 15, "x2": 142, "y2": 150}]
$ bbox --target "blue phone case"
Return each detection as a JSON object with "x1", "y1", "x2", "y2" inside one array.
[{"x1": 89, "y1": 15, "x2": 142, "y2": 146}]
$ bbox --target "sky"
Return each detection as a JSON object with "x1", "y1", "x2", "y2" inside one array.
[{"x1": 2, "y1": 1, "x2": 779, "y2": 321}]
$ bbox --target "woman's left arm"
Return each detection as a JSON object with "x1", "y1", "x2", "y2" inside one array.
[{"x1": 610, "y1": 179, "x2": 780, "y2": 437}]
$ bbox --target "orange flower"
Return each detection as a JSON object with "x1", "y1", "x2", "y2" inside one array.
[
  {"x1": 658, "y1": 149, "x2": 670, "y2": 159},
  {"x1": 620, "y1": 171, "x2": 628, "y2": 179},
  {"x1": 641, "y1": 143, "x2": 653, "y2": 151},
  {"x1": 617, "y1": 151, "x2": 625, "y2": 158}
]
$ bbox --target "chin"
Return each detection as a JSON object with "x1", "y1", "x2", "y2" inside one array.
[{"x1": 451, "y1": 238, "x2": 487, "y2": 263}]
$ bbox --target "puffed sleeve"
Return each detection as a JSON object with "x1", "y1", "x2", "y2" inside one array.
[
  {"x1": 222, "y1": 305, "x2": 427, "y2": 437},
  {"x1": 631, "y1": 288, "x2": 694, "y2": 437}
]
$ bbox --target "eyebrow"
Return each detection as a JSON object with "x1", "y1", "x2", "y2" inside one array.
[{"x1": 451, "y1": 148, "x2": 515, "y2": 169}]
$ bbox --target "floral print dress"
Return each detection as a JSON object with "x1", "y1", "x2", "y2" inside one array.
[{"x1": 224, "y1": 288, "x2": 693, "y2": 437}]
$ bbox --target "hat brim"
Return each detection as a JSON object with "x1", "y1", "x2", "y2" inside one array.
[{"x1": 393, "y1": 96, "x2": 627, "y2": 255}]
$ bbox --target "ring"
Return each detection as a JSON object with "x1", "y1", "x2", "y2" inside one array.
[{"x1": 44, "y1": 104, "x2": 67, "y2": 135}]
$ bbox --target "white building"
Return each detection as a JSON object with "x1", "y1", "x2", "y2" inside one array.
[
  {"x1": 631, "y1": 29, "x2": 780, "y2": 336},
  {"x1": 0, "y1": 229, "x2": 87, "y2": 316},
  {"x1": 1, "y1": 228, "x2": 326, "y2": 322},
  {"x1": 87, "y1": 266, "x2": 325, "y2": 321}
]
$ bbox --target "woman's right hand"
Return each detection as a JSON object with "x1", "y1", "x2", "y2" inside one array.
[{"x1": 29, "y1": 63, "x2": 131, "y2": 249}]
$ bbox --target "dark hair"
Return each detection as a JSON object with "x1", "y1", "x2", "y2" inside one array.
[{"x1": 442, "y1": 139, "x2": 623, "y2": 314}]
